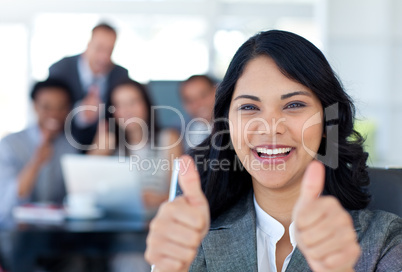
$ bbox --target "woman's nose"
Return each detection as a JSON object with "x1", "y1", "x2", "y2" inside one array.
[{"x1": 256, "y1": 110, "x2": 287, "y2": 135}]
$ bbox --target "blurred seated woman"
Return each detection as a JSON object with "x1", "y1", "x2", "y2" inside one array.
[{"x1": 89, "y1": 79, "x2": 182, "y2": 211}]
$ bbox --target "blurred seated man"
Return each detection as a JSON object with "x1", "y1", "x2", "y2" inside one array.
[
  {"x1": 0, "y1": 79, "x2": 76, "y2": 220},
  {"x1": 48, "y1": 22, "x2": 129, "y2": 149},
  {"x1": 180, "y1": 75, "x2": 216, "y2": 152}
]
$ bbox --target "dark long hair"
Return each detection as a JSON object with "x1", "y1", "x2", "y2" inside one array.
[
  {"x1": 106, "y1": 79, "x2": 160, "y2": 155},
  {"x1": 192, "y1": 30, "x2": 370, "y2": 219}
]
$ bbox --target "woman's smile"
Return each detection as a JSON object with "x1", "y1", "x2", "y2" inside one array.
[{"x1": 251, "y1": 145, "x2": 295, "y2": 164}]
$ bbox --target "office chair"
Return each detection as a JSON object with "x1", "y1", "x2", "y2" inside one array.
[{"x1": 367, "y1": 168, "x2": 402, "y2": 217}]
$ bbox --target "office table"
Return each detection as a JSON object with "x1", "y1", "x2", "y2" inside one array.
[{"x1": 0, "y1": 215, "x2": 150, "y2": 271}]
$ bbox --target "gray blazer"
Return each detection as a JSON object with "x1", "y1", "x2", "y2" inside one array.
[{"x1": 190, "y1": 192, "x2": 402, "y2": 272}]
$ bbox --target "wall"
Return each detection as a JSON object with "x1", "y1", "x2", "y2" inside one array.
[{"x1": 321, "y1": 0, "x2": 402, "y2": 166}]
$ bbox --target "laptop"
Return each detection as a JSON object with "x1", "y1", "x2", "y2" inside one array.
[{"x1": 61, "y1": 154, "x2": 150, "y2": 218}]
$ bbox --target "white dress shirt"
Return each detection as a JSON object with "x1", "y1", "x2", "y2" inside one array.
[
  {"x1": 75, "y1": 55, "x2": 108, "y2": 127},
  {"x1": 254, "y1": 195, "x2": 297, "y2": 272},
  {"x1": 77, "y1": 55, "x2": 108, "y2": 100}
]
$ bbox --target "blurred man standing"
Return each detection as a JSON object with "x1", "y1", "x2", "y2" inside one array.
[
  {"x1": 180, "y1": 75, "x2": 216, "y2": 152},
  {"x1": 49, "y1": 23, "x2": 129, "y2": 148}
]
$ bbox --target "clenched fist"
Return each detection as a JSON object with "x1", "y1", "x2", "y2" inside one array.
[{"x1": 292, "y1": 161, "x2": 361, "y2": 272}]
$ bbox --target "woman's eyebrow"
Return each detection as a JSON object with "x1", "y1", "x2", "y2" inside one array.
[
  {"x1": 233, "y1": 95, "x2": 261, "y2": 102},
  {"x1": 281, "y1": 91, "x2": 311, "y2": 100}
]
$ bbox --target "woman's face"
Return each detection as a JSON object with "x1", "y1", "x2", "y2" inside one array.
[
  {"x1": 228, "y1": 55, "x2": 324, "y2": 193},
  {"x1": 112, "y1": 84, "x2": 148, "y2": 129}
]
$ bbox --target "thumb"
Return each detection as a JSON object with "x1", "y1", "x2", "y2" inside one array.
[
  {"x1": 178, "y1": 155, "x2": 206, "y2": 207},
  {"x1": 297, "y1": 160, "x2": 325, "y2": 206}
]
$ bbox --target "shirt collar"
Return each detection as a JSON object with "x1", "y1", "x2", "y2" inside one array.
[
  {"x1": 253, "y1": 194, "x2": 297, "y2": 247},
  {"x1": 27, "y1": 123, "x2": 66, "y2": 145},
  {"x1": 27, "y1": 124, "x2": 41, "y2": 144},
  {"x1": 78, "y1": 54, "x2": 94, "y2": 87},
  {"x1": 289, "y1": 220, "x2": 296, "y2": 248}
]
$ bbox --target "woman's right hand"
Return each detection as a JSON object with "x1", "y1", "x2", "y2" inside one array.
[{"x1": 145, "y1": 155, "x2": 210, "y2": 272}]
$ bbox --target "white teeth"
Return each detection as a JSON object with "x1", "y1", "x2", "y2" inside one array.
[{"x1": 256, "y1": 147, "x2": 292, "y2": 155}]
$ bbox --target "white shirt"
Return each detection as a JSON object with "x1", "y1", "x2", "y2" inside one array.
[
  {"x1": 254, "y1": 196, "x2": 297, "y2": 272},
  {"x1": 77, "y1": 55, "x2": 108, "y2": 100},
  {"x1": 75, "y1": 55, "x2": 108, "y2": 127}
]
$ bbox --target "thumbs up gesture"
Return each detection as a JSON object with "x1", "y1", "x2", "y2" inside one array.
[
  {"x1": 145, "y1": 155, "x2": 210, "y2": 272},
  {"x1": 292, "y1": 161, "x2": 361, "y2": 272}
]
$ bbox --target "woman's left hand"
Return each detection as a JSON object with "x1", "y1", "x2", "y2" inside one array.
[{"x1": 292, "y1": 161, "x2": 361, "y2": 272}]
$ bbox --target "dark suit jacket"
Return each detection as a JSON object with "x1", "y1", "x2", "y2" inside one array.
[
  {"x1": 48, "y1": 54, "x2": 129, "y2": 147},
  {"x1": 190, "y1": 191, "x2": 402, "y2": 271}
]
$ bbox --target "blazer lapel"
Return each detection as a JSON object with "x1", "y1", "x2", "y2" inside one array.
[
  {"x1": 285, "y1": 248, "x2": 311, "y2": 272},
  {"x1": 201, "y1": 192, "x2": 258, "y2": 272},
  {"x1": 199, "y1": 191, "x2": 328, "y2": 272}
]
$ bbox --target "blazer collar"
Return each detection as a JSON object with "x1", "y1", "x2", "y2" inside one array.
[
  {"x1": 201, "y1": 190, "x2": 258, "y2": 271},
  {"x1": 200, "y1": 191, "x2": 369, "y2": 272},
  {"x1": 285, "y1": 248, "x2": 311, "y2": 272},
  {"x1": 201, "y1": 190, "x2": 312, "y2": 272}
]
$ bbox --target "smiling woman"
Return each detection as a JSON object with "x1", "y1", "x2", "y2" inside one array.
[
  {"x1": 199, "y1": 30, "x2": 370, "y2": 221},
  {"x1": 145, "y1": 30, "x2": 402, "y2": 272},
  {"x1": 229, "y1": 55, "x2": 324, "y2": 197}
]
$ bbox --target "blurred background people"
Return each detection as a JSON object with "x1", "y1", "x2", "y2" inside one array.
[
  {"x1": 89, "y1": 79, "x2": 182, "y2": 272},
  {"x1": 180, "y1": 75, "x2": 216, "y2": 152},
  {"x1": 90, "y1": 79, "x2": 182, "y2": 211},
  {"x1": 48, "y1": 23, "x2": 129, "y2": 148},
  {"x1": 0, "y1": 78, "x2": 76, "y2": 220}
]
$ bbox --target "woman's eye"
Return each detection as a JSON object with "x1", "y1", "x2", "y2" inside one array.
[
  {"x1": 285, "y1": 102, "x2": 306, "y2": 109},
  {"x1": 239, "y1": 104, "x2": 259, "y2": 111}
]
